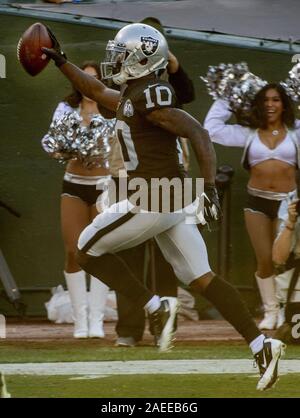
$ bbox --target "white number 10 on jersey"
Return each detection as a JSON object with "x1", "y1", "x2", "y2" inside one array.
[{"x1": 144, "y1": 85, "x2": 172, "y2": 109}]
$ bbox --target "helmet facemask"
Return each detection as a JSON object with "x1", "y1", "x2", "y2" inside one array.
[{"x1": 100, "y1": 40, "x2": 127, "y2": 84}]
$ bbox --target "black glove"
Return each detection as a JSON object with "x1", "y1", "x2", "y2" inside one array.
[
  {"x1": 202, "y1": 183, "x2": 222, "y2": 224},
  {"x1": 41, "y1": 26, "x2": 67, "y2": 67}
]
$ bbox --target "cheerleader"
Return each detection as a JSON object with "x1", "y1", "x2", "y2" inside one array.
[
  {"x1": 204, "y1": 83, "x2": 299, "y2": 330},
  {"x1": 46, "y1": 61, "x2": 110, "y2": 338}
]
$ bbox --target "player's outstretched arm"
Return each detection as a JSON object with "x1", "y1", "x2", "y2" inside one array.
[
  {"x1": 59, "y1": 62, "x2": 120, "y2": 112},
  {"x1": 41, "y1": 28, "x2": 120, "y2": 112},
  {"x1": 147, "y1": 108, "x2": 216, "y2": 184}
]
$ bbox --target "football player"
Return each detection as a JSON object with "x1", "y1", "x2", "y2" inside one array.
[{"x1": 42, "y1": 23, "x2": 285, "y2": 389}]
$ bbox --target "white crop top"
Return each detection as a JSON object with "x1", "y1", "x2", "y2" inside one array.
[{"x1": 248, "y1": 132, "x2": 297, "y2": 167}]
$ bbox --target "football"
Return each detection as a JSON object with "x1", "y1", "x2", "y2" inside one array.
[{"x1": 17, "y1": 22, "x2": 53, "y2": 76}]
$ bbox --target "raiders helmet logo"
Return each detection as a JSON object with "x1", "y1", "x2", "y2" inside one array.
[
  {"x1": 141, "y1": 36, "x2": 159, "y2": 56},
  {"x1": 123, "y1": 99, "x2": 134, "y2": 117}
]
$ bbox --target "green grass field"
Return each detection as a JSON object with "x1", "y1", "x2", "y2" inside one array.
[
  {"x1": 0, "y1": 340, "x2": 267, "y2": 363},
  {"x1": 1, "y1": 340, "x2": 300, "y2": 363},
  {"x1": 5, "y1": 374, "x2": 300, "y2": 398},
  {"x1": 1, "y1": 341, "x2": 300, "y2": 398}
]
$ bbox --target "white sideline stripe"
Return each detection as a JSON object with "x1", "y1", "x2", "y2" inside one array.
[{"x1": 0, "y1": 359, "x2": 300, "y2": 376}]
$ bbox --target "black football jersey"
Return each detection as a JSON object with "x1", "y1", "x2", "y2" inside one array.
[{"x1": 115, "y1": 76, "x2": 184, "y2": 180}]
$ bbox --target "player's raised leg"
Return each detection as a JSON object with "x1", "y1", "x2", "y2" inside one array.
[{"x1": 76, "y1": 201, "x2": 182, "y2": 351}]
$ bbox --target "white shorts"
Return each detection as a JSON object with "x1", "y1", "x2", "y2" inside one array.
[{"x1": 78, "y1": 199, "x2": 211, "y2": 285}]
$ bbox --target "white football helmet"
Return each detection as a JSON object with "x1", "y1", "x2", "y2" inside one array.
[{"x1": 101, "y1": 23, "x2": 169, "y2": 85}]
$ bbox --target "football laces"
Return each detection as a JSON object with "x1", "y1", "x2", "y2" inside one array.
[{"x1": 16, "y1": 38, "x2": 22, "y2": 61}]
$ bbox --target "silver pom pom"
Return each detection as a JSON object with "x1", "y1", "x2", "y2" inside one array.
[
  {"x1": 280, "y1": 63, "x2": 300, "y2": 102},
  {"x1": 41, "y1": 111, "x2": 115, "y2": 168},
  {"x1": 201, "y1": 62, "x2": 267, "y2": 113}
]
